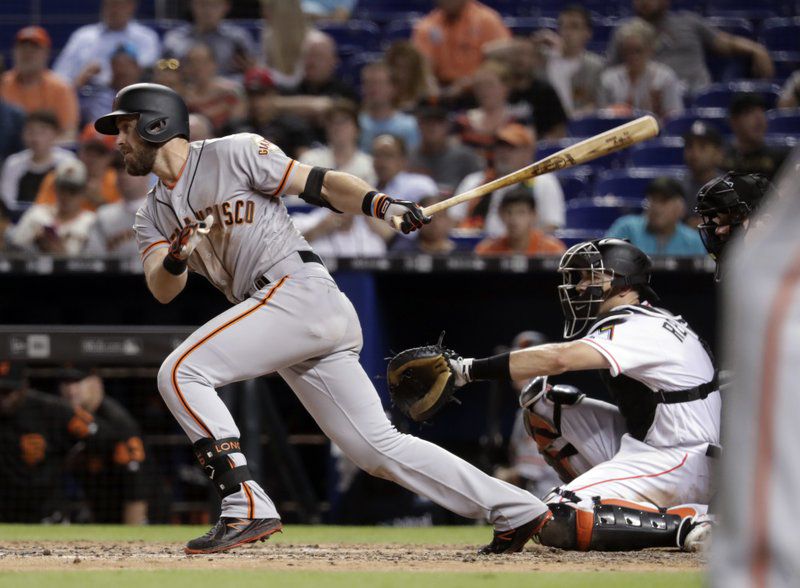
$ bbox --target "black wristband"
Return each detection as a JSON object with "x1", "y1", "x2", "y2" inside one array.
[
  {"x1": 162, "y1": 254, "x2": 187, "y2": 276},
  {"x1": 471, "y1": 352, "x2": 512, "y2": 381}
]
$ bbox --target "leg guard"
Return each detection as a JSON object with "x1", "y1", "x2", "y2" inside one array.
[
  {"x1": 521, "y1": 377, "x2": 584, "y2": 483},
  {"x1": 538, "y1": 501, "x2": 694, "y2": 551},
  {"x1": 193, "y1": 437, "x2": 253, "y2": 499}
]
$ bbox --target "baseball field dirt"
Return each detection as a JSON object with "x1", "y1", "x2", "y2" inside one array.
[{"x1": 0, "y1": 525, "x2": 704, "y2": 587}]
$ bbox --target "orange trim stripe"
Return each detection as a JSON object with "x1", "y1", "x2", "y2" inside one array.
[
  {"x1": 242, "y1": 482, "x2": 255, "y2": 518},
  {"x1": 141, "y1": 240, "x2": 169, "y2": 260},
  {"x1": 271, "y1": 159, "x2": 295, "y2": 196},
  {"x1": 575, "y1": 509, "x2": 594, "y2": 551},
  {"x1": 170, "y1": 276, "x2": 289, "y2": 438},
  {"x1": 163, "y1": 157, "x2": 189, "y2": 190},
  {"x1": 570, "y1": 453, "x2": 689, "y2": 494},
  {"x1": 751, "y1": 245, "x2": 800, "y2": 588}
]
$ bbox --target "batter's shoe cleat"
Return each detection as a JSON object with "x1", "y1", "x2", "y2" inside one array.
[
  {"x1": 479, "y1": 510, "x2": 553, "y2": 554},
  {"x1": 677, "y1": 514, "x2": 714, "y2": 553},
  {"x1": 184, "y1": 517, "x2": 282, "y2": 554}
]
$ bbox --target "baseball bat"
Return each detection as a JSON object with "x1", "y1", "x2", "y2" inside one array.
[{"x1": 390, "y1": 115, "x2": 660, "y2": 230}]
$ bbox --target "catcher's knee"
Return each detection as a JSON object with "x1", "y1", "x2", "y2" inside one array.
[{"x1": 537, "y1": 501, "x2": 691, "y2": 551}]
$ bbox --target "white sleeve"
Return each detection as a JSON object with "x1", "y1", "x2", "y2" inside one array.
[
  {"x1": 8, "y1": 207, "x2": 44, "y2": 251},
  {"x1": 0, "y1": 157, "x2": 15, "y2": 209},
  {"x1": 578, "y1": 317, "x2": 665, "y2": 377},
  {"x1": 231, "y1": 134, "x2": 297, "y2": 197},
  {"x1": 133, "y1": 203, "x2": 169, "y2": 262},
  {"x1": 533, "y1": 173, "x2": 565, "y2": 228}
]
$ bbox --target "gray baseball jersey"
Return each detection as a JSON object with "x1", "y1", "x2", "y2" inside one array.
[{"x1": 133, "y1": 133, "x2": 309, "y2": 303}]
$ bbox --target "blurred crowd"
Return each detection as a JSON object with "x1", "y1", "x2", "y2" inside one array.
[{"x1": 0, "y1": 0, "x2": 796, "y2": 260}]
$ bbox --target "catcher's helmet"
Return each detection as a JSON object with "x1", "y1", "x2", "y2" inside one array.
[
  {"x1": 94, "y1": 83, "x2": 189, "y2": 144},
  {"x1": 558, "y1": 239, "x2": 657, "y2": 339},
  {"x1": 694, "y1": 172, "x2": 773, "y2": 279}
]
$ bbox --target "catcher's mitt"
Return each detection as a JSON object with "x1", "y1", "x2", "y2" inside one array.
[{"x1": 387, "y1": 333, "x2": 460, "y2": 422}]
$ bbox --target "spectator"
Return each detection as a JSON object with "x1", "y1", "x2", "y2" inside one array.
[
  {"x1": 359, "y1": 62, "x2": 421, "y2": 154},
  {"x1": 390, "y1": 195, "x2": 464, "y2": 254},
  {"x1": 454, "y1": 61, "x2": 524, "y2": 156},
  {"x1": 385, "y1": 42, "x2": 439, "y2": 113},
  {"x1": 163, "y1": 0, "x2": 257, "y2": 78},
  {"x1": 777, "y1": 70, "x2": 800, "y2": 109},
  {"x1": 226, "y1": 67, "x2": 314, "y2": 159},
  {"x1": 53, "y1": 0, "x2": 160, "y2": 87},
  {"x1": 183, "y1": 43, "x2": 247, "y2": 134},
  {"x1": 300, "y1": 99, "x2": 376, "y2": 184},
  {"x1": 58, "y1": 367, "x2": 147, "y2": 524},
  {"x1": 0, "y1": 362, "x2": 102, "y2": 523},
  {"x1": 609, "y1": 0, "x2": 774, "y2": 95},
  {"x1": 534, "y1": 5, "x2": 604, "y2": 117},
  {"x1": 259, "y1": 0, "x2": 312, "y2": 91},
  {"x1": 412, "y1": 0, "x2": 511, "y2": 90},
  {"x1": 78, "y1": 42, "x2": 143, "y2": 129},
  {"x1": 0, "y1": 98, "x2": 25, "y2": 165},
  {"x1": 475, "y1": 187, "x2": 566, "y2": 256},
  {"x1": 0, "y1": 202, "x2": 11, "y2": 250},
  {"x1": 453, "y1": 123, "x2": 565, "y2": 236},
  {"x1": 35, "y1": 124, "x2": 122, "y2": 212},
  {"x1": 1, "y1": 111, "x2": 75, "y2": 209},
  {"x1": 9, "y1": 159, "x2": 96, "y2": 255},
  {"x1": 599, "y1": 18, "x2": 683, "y2": 120},
  {"x1": 483, "y1": 40, "x2": 569, "y2": 140},
  {"x1": 682, "y1": 121, "x2": 725, "y2": 215},
  {"x1": 725, "y1": 93, "x2": 788, "y2": 181},
  {"x1": 188, "y1": 113, "x2": 215, "y2": 141},
  {"x1": 301, "y1": 0, "x2": 356, "y2": 21},
  {"x1": 85, "y1": 169, "x2": 152, "y2": 259},
  {"x1": 605, "y1": 176, "x2": 706, "y2": 256},
  {"x1": 272, "y1": 32, "x2": 358, "y2": 141},
  {"x1": 408, "y1": 97, "x2": 483, "y2": 194},
  {"x1": 0, "y1": 26, "x2": 79, "y2": 142},
  {"x1": 151, "y1": 57, "x2": 186, "y2": 96},
  {"x1": 372, "y1": 134, "x2": 438, "y2": 202}
]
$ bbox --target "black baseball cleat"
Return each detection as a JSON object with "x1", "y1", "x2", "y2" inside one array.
[
  {"x1": 479, "y1": 510, "x2": 553, "y2": 555},
  {"x1": 184, "y1": 517, "x2": 282, "y2": 554}
]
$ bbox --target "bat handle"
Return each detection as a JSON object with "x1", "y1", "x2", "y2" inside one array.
[{"x1": 388, "y1": 205, "x2": 434, "y2": 232}]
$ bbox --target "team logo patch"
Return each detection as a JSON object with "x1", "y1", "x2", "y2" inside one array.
[{"x1": 251, "y1": 135, "x2": 272, "y2": 156}]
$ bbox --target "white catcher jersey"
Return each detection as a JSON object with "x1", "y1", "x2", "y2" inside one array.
[
  {"x1": 133, "y1": 134, "x2": 310, "y2": 303},
  {"x1": 578, "y1": 303, "x2": 720, "y2": 448}
]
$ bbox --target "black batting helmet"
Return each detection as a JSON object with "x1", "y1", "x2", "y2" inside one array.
[
  {"x1": 694, "y1": 172, "x2": 773, "y2": 278},
  {"x1": 94, "y1": 83, "x2": 189, "y2": 144},
  {"x1": 558, "y1": 239, "x2": 657, "y2": 339}
]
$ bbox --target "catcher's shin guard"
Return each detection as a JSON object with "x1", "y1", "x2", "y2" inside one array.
[
  {"x1": 521, "y1": 377, "x2": 584, "y2": 483},
  {"x1": 537, "y1": 501, "x2": 697, "y2": 551},
  {"x1": 193, "y1": 437, "x2": 252, "y2": 498}
]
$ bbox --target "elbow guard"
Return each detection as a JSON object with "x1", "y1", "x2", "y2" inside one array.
[{"x1": 298, "y1": 166, "x2": 342, "y2": 213}]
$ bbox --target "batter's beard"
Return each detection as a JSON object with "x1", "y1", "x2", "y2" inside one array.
[{"x1": 124, "y1": 142, "x2": 159, "y2": 176}]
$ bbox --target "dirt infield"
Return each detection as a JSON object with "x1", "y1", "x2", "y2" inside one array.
[{"x1": 0, "y1": 540, "x2": 704, "y2": 573}]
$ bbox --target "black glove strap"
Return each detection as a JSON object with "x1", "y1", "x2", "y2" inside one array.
[
  {"x1": 162, "y1": 253, "x2": 187, "y2": 275},
  {"x1": 362, "y1": 191, "x2": 393, "y2": 217}
]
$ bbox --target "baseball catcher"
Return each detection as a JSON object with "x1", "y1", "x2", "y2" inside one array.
[{"x1": 390, "y1": 239, "x2": 720, "y2": 551}]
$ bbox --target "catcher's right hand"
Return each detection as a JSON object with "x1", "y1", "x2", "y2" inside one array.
[{"x1": 386, "y1": 334, "x2": 469, "y2": 422}]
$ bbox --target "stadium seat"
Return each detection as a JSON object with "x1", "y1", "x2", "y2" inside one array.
[
  {"x1": 450, "y1": 229, "x2": 486, "y2": 251},
  {"x1": 628, "y1": 138, "x2": 686, "y2": 167},
  {"x1": 706, "y1": 16, "x2": 754, "y2": 38},
  {"x1": 760, "y1": 17, "x2": 800, "y2": 53},
  {"x1": 566, "y1": 197, "x2": 644, "y2": 231},
  {"x1": 503, "y1": 17, "x2": 557, "y2": 36},
  {"x1": 663, "y1": 108, "x2": 731, "y2": 137},
  {"x1": 318, "y1": 20, "x2": 382, "y2": 54},
  {"x1": 532, "y1": 0, "x2": 626, "y2": 17},
  {"x1": 553, "y1": 228, "x2": 606, "y2": 247},
  {"x1": 353, "y1": 0, "x2": 428, "y2": 23},
  {"x1": 568, "y1": 114, "x2": 636, "y2": 137},
  {"x1": 554, "y1": 167, "x2": 593, "y2": 201},
  {"x1": 593, "y1": 168, "x2": 687, "y2": 200},
  {"x1": 772, "y1": 51, "x2": 800, "y2": 81},
  {"x1": 767, "y1": 109, "x2": 800, "y2": 135},
  {"x1": 692, "y1": 81, "x2": 781, "y2": 110},
  {"x1": 384, "y1": 20, "x2": 417, "y2": 44},
  {"x1": 706, "y1": 0, "x2": 778, "y2": 20}
]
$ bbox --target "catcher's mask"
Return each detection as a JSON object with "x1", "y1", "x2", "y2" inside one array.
[
  {"x1": 694, "y1": 172, "x2": 773, "y2": 281},
  {"x1": 558, "y1": 239, "x2": 657, "y2": 339}
]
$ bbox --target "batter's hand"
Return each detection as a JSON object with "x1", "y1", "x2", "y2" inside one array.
[
  {"x1": 382, "y1": 200, "x2": 431, "y2": 234},
  {"x1": 168, "y1": 215, "x2": 214, "y2": 261}
]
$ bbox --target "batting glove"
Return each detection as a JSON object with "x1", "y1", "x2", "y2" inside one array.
[
  {"x1": 362, "y1": 191, "x2": 431, "y2": 234},
  {"x1": 163, "y1": 215, "x2": 214, "y2": 275}
]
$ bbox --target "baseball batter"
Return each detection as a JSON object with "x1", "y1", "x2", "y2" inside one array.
[
  {"x1": 443, "y1": 239, "x2": 721, "y2": 550},
  {"x1": 94, "y1": 83, "x2": 550, "y2": 555}
]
